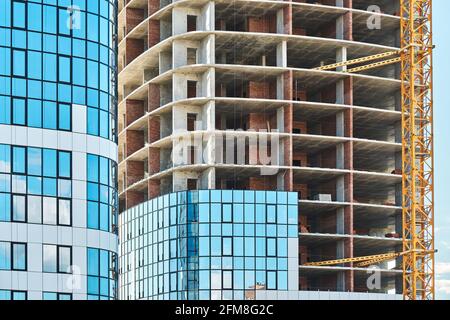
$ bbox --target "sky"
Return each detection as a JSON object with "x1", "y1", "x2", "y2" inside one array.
[{"x1": 433, "y1": 0, "x2": 450, "y2": 300}]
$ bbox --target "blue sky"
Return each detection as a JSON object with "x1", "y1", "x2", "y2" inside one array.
[{"x1": 433, "y1": 0, "x2": 450, "y2": 300}]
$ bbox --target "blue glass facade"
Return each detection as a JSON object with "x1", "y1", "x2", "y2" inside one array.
[
  {"x1": 0, "y1": 144, "x2": 72, "y2": 225},
  {"x1": 87, "y1": 247, "x2": 117, "y2": 300},
  {"x1": 86, "y1": 153, "x2": 117, "y2": 232},
  {"x1": 0, "y1": 0, "x2": 118, "y2": 300},
  {"x1": 119, "y1": 190, "x2": 299, "y2": 300},
  {"x1": 0, "y1": 0, "x2": 117, "y2": 141}
]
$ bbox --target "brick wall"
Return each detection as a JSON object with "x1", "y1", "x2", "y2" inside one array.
[
  {"x1": 321, "y1": 147, "x2": 336, "y2": 169},
  {"x1": 126, "y1": 130, "x2": 144, "y2": 156},
  {"x1": 126, "y1": 160, "x2": 144, "y2": 186},
  {"x1": 148, "y1": 20, "x2": 160, "y2": 48},
  {"x1": 148, "y1": 0, "x2": 159, "y2": 15},
  {"x1": 126, "y1": 190, "x2": 145, "y2": 210},
  {"x1": 292, "y1": 183, "x2": 308, "y2": 199},
  {"x1": 248, "y1": 176, "x2": 278, "y2": 191},
  {"x1": 148, "y1": 117, "x2": 160, "y2": 143},
  {"x1": 247, "y1": 14, "x2": 276, "y2": 33},
  {"x1": 148, "y1": 84, "x2": 160, "y2": 112},
  {"x1": 125, "y1": 100, "x2": 144, "y2": 126},
  {"x1": 292, "y1": 120, "x2": 307, "y2": 134},
  {"x1": 126, "y1": 8, "x2": 144, "y2": 34},
  {"x1": 248, "y1": 81, "x2": 276, "y2": 99},
  {"x1": 125, "y1": 38, "x2": 144, "y2": 65},
  {"x1": 293, "y1": 150, "x2": 307, "y2": 166},
  {"x1": 148, "y1": 180, "x2": 160, "y2": 199},
  {"x1": 148, "y1": 147, "x2": 160, "y2": 174}
]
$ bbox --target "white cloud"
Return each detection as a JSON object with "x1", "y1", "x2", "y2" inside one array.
[
  {"x1": 436, "y1": 279, "x2": 450, "y2": 294},
  {"x1": 436, "y1": 262, "x2": 450, "y2": 275}
]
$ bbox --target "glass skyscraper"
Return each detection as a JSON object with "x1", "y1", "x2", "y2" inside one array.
[{"x1": 0, "y1": 0, "x2": 118, "y2": 300}]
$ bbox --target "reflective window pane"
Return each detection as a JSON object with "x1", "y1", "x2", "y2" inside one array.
[
  {"x1": 43, "y1": 244, "x2": 56, "y2": 273},
  {"x1": 12, "y1": 195, "x2": 25, "y2": 222},
  {"x1": 0, "y1": 242, "x2": 11, "y2": 270},
  {"x1": 12, "y1": 243, "x2": 26, "y2": 270},
  {"x1": 43, "y1": 197, "x2": 57, "y2": 225},
  {"x1": 58, "y1": 246, "x2": 71, "y2": 273},
  {"x1": 58, "y1": 199, "x2": 71, "y2": 226}
]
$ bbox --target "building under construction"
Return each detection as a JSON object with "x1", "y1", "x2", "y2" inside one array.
[{"x1": 117, "y1": 0, "x2": 434, "y2": 300}]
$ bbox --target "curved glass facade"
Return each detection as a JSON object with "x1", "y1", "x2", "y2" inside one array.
[
  {"x1": 119, "y1": 190, "x2": 299, "y2": 300},
  {"x1": 0, "y1": 0, "x2": 117, "y2": 142},
  {"x1": 0, "y1": 0, "x2": 118, "y2": 300}
]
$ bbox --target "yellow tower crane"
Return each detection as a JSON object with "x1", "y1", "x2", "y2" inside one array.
[{"x1": 306, "y1": 0, "x2": 435, "y2": 300}]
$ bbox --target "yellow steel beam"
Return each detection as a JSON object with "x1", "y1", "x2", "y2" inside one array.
[
  {"x1": 313, "y1": 50, "x2": 400, "y2": 71},
  {"x1": 354, "y1": 253, "x2": 404, "y2": 268},
  {"x1": 400, "y1": 0, "x2": 435, "y2": 300},
  {"x1": 303, "y1": 252, "x2": 402, "y2": 267},
  {"x1": 347, "y1": 57, "x2": 402, "y2": 73}
]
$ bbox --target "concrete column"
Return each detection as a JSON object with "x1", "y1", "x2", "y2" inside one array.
[
  {"x1": 336, "y1": 239, "x2": 345, "y2": 291},
  {"x1": 200, "y1": 1, "x2": 215, "y2": 31},
  {"x1": 276, "y1": 8, "x2": 284, "y2": 34},
  {"x1": 276, "y1": 41, "x2": 287, "y2": 68},
  {"x1": 172, "y1": 40, "x2": 188, "y2": 68},
  {"x1": 201, "y1": 68, "x2": 215, "y2": 98},
  {"x1": 202, "y1": 101, "x2": 215, "y2": 131},
  {"x1": 200, "y1": 167, "x2": 215, "y2": 189},
  {"x1": 336, "y1": 176, "x2": 345, "y2": 202},
  {"x1": 172, "y1": 73, "x2": 187, "y2": 101},
  {"x1": 336, "y1": 143, "x2": 344, "y2": 169},
  {"x1": 199, "y1": 34, "x2": 215, "y2": 64},
  {"x1": 172, "y1": 7, "x2": 188, "y2": 36}
]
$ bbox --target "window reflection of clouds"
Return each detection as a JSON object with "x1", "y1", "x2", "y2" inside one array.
[{"x1": 120, "y1": 190, "x2": 298, "y2": 299}]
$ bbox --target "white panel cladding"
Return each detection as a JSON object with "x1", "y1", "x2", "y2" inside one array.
[
  {"x1": 27, "y1": 273, "x2": 43, "y2": 292},
  {"x1": 42, "y1": 273, "x2": 58, "y2": 292},
  {"x1": 27, "y1": 223, "x2": 43, "y2": 244},
  {"x1": 58, "y1": 131, "x2": 73, "y2": 150},
  {"x1": 12, "y1": 126, "x2": 27, "y2": 145},
  {"x1": 72, "y1": 152, "x2": 87, "y2": 181},
  {"x1": 72, "y1": 133, "x2": 88, "y2": 153},
  {"x1": 27, "y1": 128, "x2": 43, "y2": 147},
  {"x1": 27, "y1": 243, "x2": 43, "y2": 273},
  {"x1": 0, "y1": 125, "x2": 117, "y2": 162},
  {"x1": 11, "y1": 272, "x2": 28, "y2": 291},
  {"x1": 72, "y1": 200, "x2": 87, "y2": 228},
  {"x1": 257, "y1": 290, "x2": 402, "y2": 300},
  {"x1": 72, "y1": 180, "x2": 87, "y2": 200}
]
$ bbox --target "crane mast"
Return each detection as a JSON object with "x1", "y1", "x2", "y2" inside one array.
[
  {"x1": 400, "y1": 0, "x2": 435, "y2": 300},
  {"x1": 305, "y1": 0, "x2": 435, "y2": 300}
]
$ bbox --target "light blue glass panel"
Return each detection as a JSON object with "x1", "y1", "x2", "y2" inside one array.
[
  {"x1": 12, "y1": 146, "x2": 25, "y2": 173},
  {"x1": 0, "y1": 242, "x2": 11, "y2": 270},
  {"x1": 12, "y1": 243, "x2": 26, "y2": 270},
  {"x1": 0, "y1": 193, "x2": 11, "y2": 221},
  {"x1": 43, "y1": 101, "x2": 57, "y2": 129},
  {"x1": 12, "y1": 2, "x2": 25, "y2": 28},
  {"x1": 58, "y1": 151, "x2": 71, "y2": 178},
  {"x1": 59, "y1": 104, "x2": 71, "y2": 130},
  {"x1": 0, "y1": 96, "x2": 11, "y2": 124},
  {"x1": 87, "y1": 201, "x2": 99, "y2": 229},
  {"x1": 87, "y1": 248, "x2": 99, "y2": 276},
  {"x1": 43, "y1": 149, "x2": 57, "y2": 177},
  {"x1": 12, "y1": 98, "x2": 25, "y2": 125},
  {"x1": 43, "y1": 292, "x2": 57, "y2": 300},
  {"x1": 28, "y1": 99, "x2": 42, "y2": 128}
]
